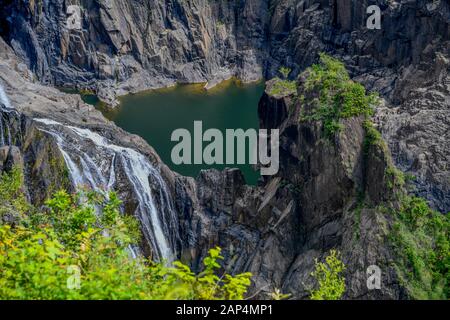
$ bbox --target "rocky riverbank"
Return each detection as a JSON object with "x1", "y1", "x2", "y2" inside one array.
[
  {"x1": 0, "y1": 0, "x2": 448, "y2": 299},
  {"x1": 1, "y1": 0, "x2": 448, "y2": 213}
]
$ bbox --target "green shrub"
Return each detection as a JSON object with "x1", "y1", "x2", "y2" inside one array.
[
  {"x1": 0, "y1": 166, "x2": 30, "y2": 220},
  {"x1": 279, "y1": 67, "x2": 292, "y2": 80},
  {"x1": 268, "y1": 78, "x2": 297, "y2": 97},
  {"x1": 0, "y1": 170, "x2": 252, "y2": 300},
  {"x1": 391, "y1": 196, "x2": 449, "y2": 299},
  {"x1": 300, "y1": 53, "x2": 379, "y2": 139},
  {"x1": 385, "y1": 166, "x2": 406, "y2": 191},
  {"x1": 363, "y1": 119, "x2": 383, "y2": 153},
  {"x1": 309, "y1": 250, "x2": 346, "y2": 300}
]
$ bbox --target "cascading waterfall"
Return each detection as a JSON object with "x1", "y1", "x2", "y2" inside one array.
[
  {"x1": 0, "y1": 107, "x2": 4, "y2": 146},
  {"x1": 0, "y1": 83, "x2": 12, "y2": 109},
  {"x1": 0, "y1": 83, "x2": 18, "y2": 147},
  {"x1": 0, "y1": 82, "x2": 177, "y2": 261},
  {"x1": 34, "y1": 118, "x2": 178, "y2": 262}
]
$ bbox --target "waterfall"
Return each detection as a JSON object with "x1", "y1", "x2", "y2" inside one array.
[
  {"x1": 0, "y1": 108, "x2": 4, "y2": 146},
  {"x1": 0, "y1": 82, "x2": 17, "y2": 147},
  {"x1": 34, "y1": 118, "x2": 178, "y2": 262},
  {"x1": 0, "y1": 83, "x2": 177, "y2": 261},
  {"x1": 0, "y1": 83, "x2": 12, "y2": 109},
  {"x1": 0, "y1": 83, "x2": 9, "y2": 145}
]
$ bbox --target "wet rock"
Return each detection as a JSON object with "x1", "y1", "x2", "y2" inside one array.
[{"x1": 0, "y1": 0, "x2": 448, "y2": 299}]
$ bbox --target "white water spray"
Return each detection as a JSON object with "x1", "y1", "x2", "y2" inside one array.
[
  {"x1": 0, "y1": 82, "x2": 16, "y2": 146},
  {"x1": 0, "y1": 83, "x2": 12, "y2": 109},
  {"x1": 34, "y1": 118, "x2": 177, "y2": 261}
]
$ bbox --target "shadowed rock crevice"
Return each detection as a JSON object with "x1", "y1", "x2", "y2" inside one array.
[{"x1": 0, "y1": 1, "x2": 448, "y2": 299}]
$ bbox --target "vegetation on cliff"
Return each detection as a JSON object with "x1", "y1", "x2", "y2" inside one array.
[
  {"x1": 268, "y1": 67, "x2": 297, "y2": 97},
  {"x1": 389, "y1": 195, "x2": 449, "y2": 299},
  {"x1": 309, "y1": 250, "x2": 346, "y2": 300},
  {"x1": 0, "y1": 168, "x2": 252, "y2": 300},
  {"x1": 300, "y1": 53, "x2": 379, "y2": 139},
  {"x1": 361, "y1": 105, "x2": 449, "y2": 299},
  {"x1": 297, "y1": 54, "x2": 449, "y2": 299}
]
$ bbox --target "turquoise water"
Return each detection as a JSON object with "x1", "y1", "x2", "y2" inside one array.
[{"x1": 100, "y1": 81, "x2": 264, "y2": 185}]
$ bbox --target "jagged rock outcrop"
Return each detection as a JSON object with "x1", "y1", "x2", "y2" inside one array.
[
  {"x1": 0, "y1": 0, "x2": 269, "y2": 105},
  {"x1": 0, "y1": 0, "x2": 448, "y2": 300},
  {"x1": 1, "y1": 0, "x2": 448, "y2": 212},
  {"x1": 1, "y1": 37, "x2": 183, "y2": 261}
]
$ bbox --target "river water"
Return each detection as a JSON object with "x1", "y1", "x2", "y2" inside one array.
[{"x1": 100, "y1": 81, "x2": 264, "y2": 185}]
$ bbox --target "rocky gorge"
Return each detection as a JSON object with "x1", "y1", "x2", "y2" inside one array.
[{"x1": 0, "y1": 0, "x2": 449, "y2": 299}]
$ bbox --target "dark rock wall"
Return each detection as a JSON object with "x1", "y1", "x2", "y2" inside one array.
[
  {"x1": 0, "y1": 108, "x2": 72, "y2": 205},
  {"x1": 0, "y1": 0, "x2": 270, "y2": 102},
  {"x1": 0, "y1": 0, "x2": 448, "y2": 299},
  {"x1": 171, "y1": 80, "x2": 409, "y2": 299},
  {"x1": 1, "y1": 0, "x2": 448, "y2": 212}
]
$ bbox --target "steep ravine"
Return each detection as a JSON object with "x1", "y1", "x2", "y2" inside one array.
[
  {"x1": 2, "y1": 36, "x2": 435, "y2": 299},
  {"x1": 1, "y1": 0, "x2": 448, "y2": 213},
  {"x1": 0, "y1": 1, "x2": 449, "y2": 300}
]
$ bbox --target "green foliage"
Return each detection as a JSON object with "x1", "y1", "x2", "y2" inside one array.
[
  {"x1": 267, "y1": 65, "x2": 296, "y2": 97},
  {"x1": 0, "y1": 224, "x2": 75, "y2": 299},
  {"x1": 279, "y1": 66, "x2": 292, "y2": 79},
  {"x1": 385, "y1": 166, "x2": 406, "y2": 191},
  {"x1": 166, "y1": 247, "x2": 252, "y2": 300},
  {"x1": 0, "y1": 166, "x2": 30, "y2": 220},
  {"x1": 309, "y1": 250, "x2": 346, "y2": 300},
  {"x1": 391, "y1": 195, "x2": 449, "y2": 299},
  {"x1": 0, "y1": 170, "x2": 252, "y2": 300},
  {"x1": 363, "y1": 119, "x2": 383, "y2": 153},
  {"x1": 270, "y1": 288, "x2": 291, "y2": 300},
  {"x1": 300, "y1": 53, "x2": 379, "y2": 139},
  {"x1": 268, "y1": 77, "x2": 297, "y2": 97}
]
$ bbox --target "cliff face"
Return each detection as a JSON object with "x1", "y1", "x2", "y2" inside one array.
[
  {"x1": 0, "y1": 0, "x2": 449, "y2": 299},
  {"x1": 172, "y1": 75, "x2": 412, "y2": 299},
  {"x1": 0, "y1": 0, "x2": 269, "y2": 104},
  {"x1": 1, "y1": 34, "x2": 408, "y2": 299},
  {"x1": 1, "y1": 0, "x2": 448, "y2": 100},
  {"x1": 1, "y1": 0, "x2": 449, "y2": 212}
]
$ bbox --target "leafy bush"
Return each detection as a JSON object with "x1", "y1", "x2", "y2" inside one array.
[
  {"x1": 0, "y1": 168, "x2": 252, "y2": 300},
  {"x1": 309, "y1": 250, "x2": 346, "y2": 300},
  {"x1": 363, "y1": 119, "x2": 383, "y2": 153},
  {"x1": 300, "y1": 53, "x2": 379, "y2": 139},
  {"x1": 279, "y1": 67, "x2": 292, "y2": 80},
  {"x1": 385, "y1": 166, "x2": 406, "y2": 191},
  {"x1": 268, "y1": 66, "x2": 297, "y2": 97},
  {"x1": 391, "y1": 195, "x2": 449, "y2": 299},
  {"x1": 268, "y1": 78, "x2": 297, "y2": 97},
  {"x1": 0, "y1": 166, "x2": 30, "y2": 220}
]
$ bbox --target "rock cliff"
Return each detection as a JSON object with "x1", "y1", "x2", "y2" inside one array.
[
  {"x1": 0, "y1": 0, "x2": 448, "y2": 299},
  {"x1": 1, "y1": 33, "x2": 410, "y2": 299},
  {"x1": 1, "y1": 0, "x2": 448, "y2": 212}
]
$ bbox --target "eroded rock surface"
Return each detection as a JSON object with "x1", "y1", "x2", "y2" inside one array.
[
  {"x1": 0, "y1": 1, "x2": 448, "y2": 299},
  {"x1": 1, "y1": 0, "x2": 448, "y2": 212}
]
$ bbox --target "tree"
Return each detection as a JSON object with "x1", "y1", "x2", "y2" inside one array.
[
  {"x1": 309, "y1": 250, "x2": 346, "y2": 300},
  {"x1": 0, "y1": 167, "x2": 253, "y2": 300}
]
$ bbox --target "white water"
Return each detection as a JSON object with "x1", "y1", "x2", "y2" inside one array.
[
  {"x1": 34, "y1": 118, "x2": 176, "y2": 261},
  {"x1": 0, "y1": 85, "x2": 176, "y2": 260},
  {"x1": 0, "y1": 83, "x2": 12, "y2": 109},
  {"x1": 0, "y1": 82, "x2": 16, "y2": 146}
]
